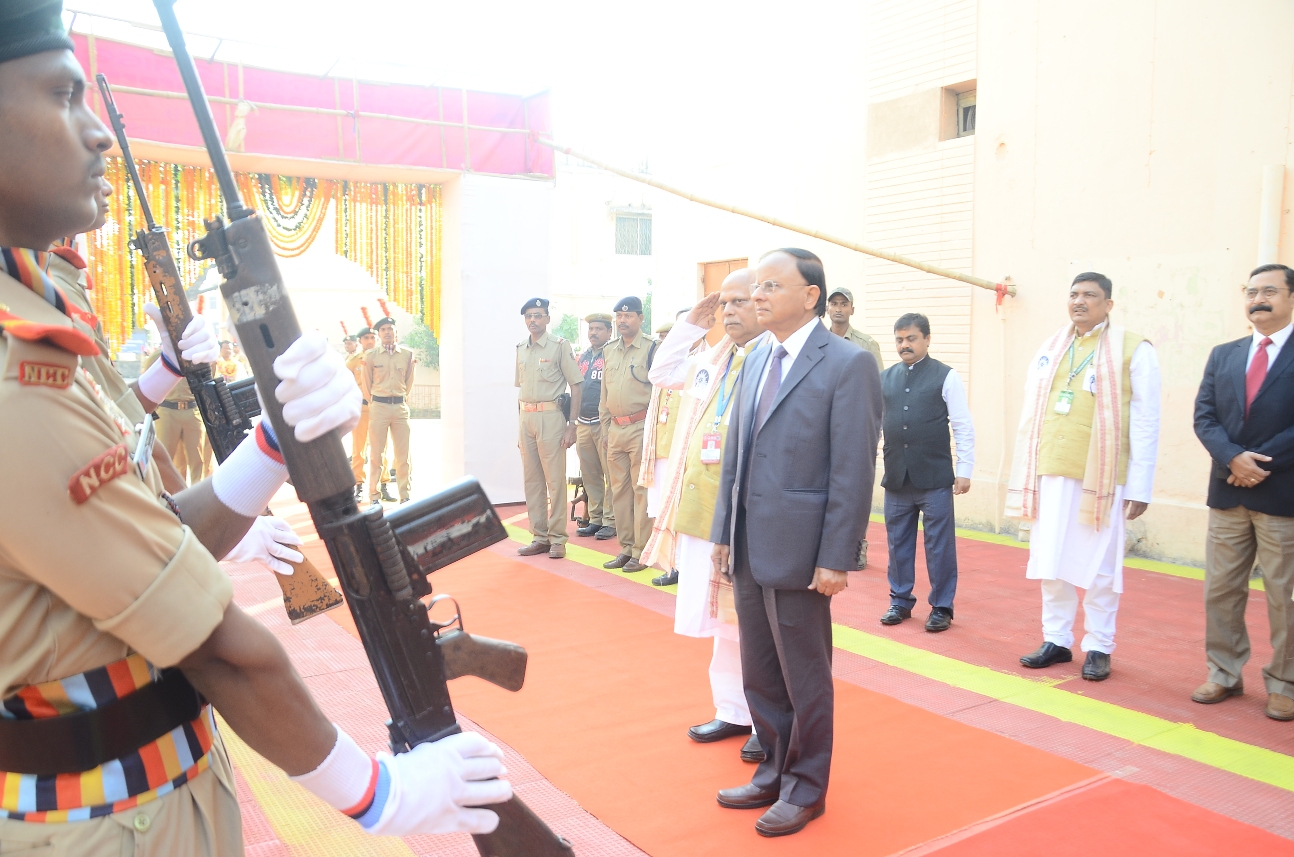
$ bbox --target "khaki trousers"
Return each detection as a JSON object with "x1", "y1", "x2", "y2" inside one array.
[
  {"x1": 155, "y1": 406, "x2": 203, "y2": 485},
  {"x1": 368, "y1": 401, "x2": 411, "y2": 501},
  {"x1": 606, "y1": 419, "x2": 650, "y2": 558},
  {"x1": 0, "y1": 735, "x2": 242, "y2": 855},
  {"x1": 351, "y1": 405, "x2": 390, "y2": 486},
  {"x1": 519, "y1": 410, "x2": 568, "y2": 546},
  {"x1": 1205, "y1": 505, "x2": 1294, "y2": 696},
  {"x1": 575, "y1": 421, "x2": 614, "y2": 527}
]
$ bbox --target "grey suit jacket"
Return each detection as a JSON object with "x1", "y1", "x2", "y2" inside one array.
[{"x1": 710, "y1": 321, "x2": 883, "y2": 589}]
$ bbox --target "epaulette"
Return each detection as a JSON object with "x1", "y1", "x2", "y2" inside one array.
[{"x1": 0, "y1": 305, "x2": 99, "y2": 357}]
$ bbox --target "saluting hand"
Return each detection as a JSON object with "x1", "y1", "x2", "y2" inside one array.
[{"x1": 686, "y1": 292, "x2": 723, "y2": 330}]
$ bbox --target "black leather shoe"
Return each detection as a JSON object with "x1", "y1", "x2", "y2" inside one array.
[
  {"x1": 576, "y1": 521, "x2": 601, "y2": 537},
  {"x1": 1082, "y1": 650, "x2": 1111, "y2": 681},
  {"x1": 652, "y1": 569, "x2": 679, "y2": 586},
  {"x1": 595, "y1": 526, "x2": 617, "y2": 540},
  {"x1": 716, "y1": 782, "x2": 779, "y2": 810},
  {"x1": 603, "y1": 553, "x2": 631, "y2": 569},
  {"x1": 740, "y1": 734, "x2": 765, "y2": 763},
  {"x1": 1020, "y1": 642, "x2": 1073, "y2": 669},
  {"x1": 755, "y1": 800, "x2": 825, "y2": 836},
  {"x1": 623, "y1": 559, "x2": 647, "y2": 572},
  {"x1": 880, "y1": 605, "x2": 911, "y2": 626},
  {"x1": 688, "y1": 719, "x2": 752, "y2": 743},
  {"x1": 925, "y1": 607, "x2": 953, "y2": 632}
]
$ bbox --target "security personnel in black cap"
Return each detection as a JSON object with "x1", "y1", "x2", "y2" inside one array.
[
  {"x1": 516, "y1": 297, "x2": 583, "y2": 558},
  {"x1": 599, "y1": 295, "x2": 657, "y2": 571},
  {"x1": 361, "y1": 316, "x2": 415, "y2": 503}
]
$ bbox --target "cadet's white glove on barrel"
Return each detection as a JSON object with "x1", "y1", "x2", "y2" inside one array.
[
  {"x1": 137, "y1": 303, "x2": 221, "y2": 403},
  {"x1": 212, "y1": 332, "x2": 362, "y2": 515},
  {"x1": 221, "y1": 515, "x2": 304, "y2": 574},
  {"x1": 291, "y1": 726, "x2": 512, "y2": 836}
]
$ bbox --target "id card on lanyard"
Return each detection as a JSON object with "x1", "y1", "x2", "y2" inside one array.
[{"x1": 702, "y1": 354, "x2": 739, "y2": 465}]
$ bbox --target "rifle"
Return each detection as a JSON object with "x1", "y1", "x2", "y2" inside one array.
[
  {"x1": 95, "y1": 73, "x2": 343, "y2": 626},
  {"x1": 152, "y1": 3, "x2": 575, "y2": 853}
]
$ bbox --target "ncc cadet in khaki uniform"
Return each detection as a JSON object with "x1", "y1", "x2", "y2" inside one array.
[
  {"x1": 361, "y1": 316, "x2": 416, "y2": 503},
  {"x1": 346, "y1": 326, "x2": 392, "y2": 501},
  {"x1": 825, "y1": 286, "x2": 883, "y2": 567},
  {"x1": 144, "y1": 348, "x2": 207, "y2": 484},
  {"x1": 515, "y1": 298, "x2": 582, "y2": 559},
  {"x1": 0, "y1": 10, "x2": 510, "y2": 847},
  {"x1": 600, "y1": 295, "x2": 656, "y2": 572},
  {"x1": 574, "y1": 312, "x2": 616, "y2": 540}
]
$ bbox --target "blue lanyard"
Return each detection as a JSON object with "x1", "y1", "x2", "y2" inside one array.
[{"x1": 712, "y1": 353, "x2": 739, "y2": 427}]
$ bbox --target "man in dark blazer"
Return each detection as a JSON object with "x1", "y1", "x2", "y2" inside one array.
[
  {"x1": 710, "y1": 248, "x2": 883, "y2": 836},
  {"x1": 1193, "y1": 262, "x2": 1294, "y2": 722}
]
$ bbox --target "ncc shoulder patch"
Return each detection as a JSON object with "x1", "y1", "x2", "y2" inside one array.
[
  {"x1": 68, "y1": 444, "x2": 130, "y2": 504},
  {"x1": 18, "y1": 360, "x2": 72, "y2": 388}
]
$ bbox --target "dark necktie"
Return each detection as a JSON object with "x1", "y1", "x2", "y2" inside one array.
[
  {"x1": 754, "y1": 345, "x2": 789, "y2": 435},
  {"x1": 1245, "y1": 336, "x2": 1273, "y2": 418}
]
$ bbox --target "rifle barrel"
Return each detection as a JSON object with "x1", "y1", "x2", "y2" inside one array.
[{"x1": 95, "y1": 74, "x2": 158, "y2": 231}]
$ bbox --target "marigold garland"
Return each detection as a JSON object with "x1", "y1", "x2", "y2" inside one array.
[{"x1": 85, "y1": 156, "x2": 442, "y2": 353}]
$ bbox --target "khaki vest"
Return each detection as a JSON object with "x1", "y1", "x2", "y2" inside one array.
[
  {"x1": 1038, "y1": 329, "x2": 1142, "y2": 484},
  {"x1": 674, "y1": 350, "x2": 748, "y2": 540}
]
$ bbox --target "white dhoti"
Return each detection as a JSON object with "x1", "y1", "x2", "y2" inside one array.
[
  {"x1": 1027, "y1": 475, "x2": 1124, "y2": 653},
  {"x1": 647, "y1": 458, "x2": 668, "y2": 518},
  {"x1": 675, "y1": 532, "x2": 749, "y2": 725}
]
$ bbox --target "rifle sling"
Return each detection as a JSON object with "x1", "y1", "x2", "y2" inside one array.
[{"x1": 0, "y1": 668, "x2": 203, "y2": 776}]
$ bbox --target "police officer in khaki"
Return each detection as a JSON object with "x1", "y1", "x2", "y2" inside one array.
[
  {"x1": 575, "y1": 312, "x2": 616, "y2": 540},
  {"x1": 516, "y1": 298, "x2": 583, "y2": 558},
  {"x1": 361, "y1": 316, "x2": 416, "y2": 503},
  {"x1": 0, "y1": 9, "x2": 511, "y2": 847},
  {"x1": 600, "y1": 295, "x2": 656, "y2": 572},
  {"x1": 143, "y1": 348, "x2": 207, "y2": 484},
  {"x1": 346, "y1": 326, "x2": 392, "y2": 501}
]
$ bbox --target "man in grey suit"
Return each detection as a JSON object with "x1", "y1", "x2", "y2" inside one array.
[{"x1": 710, "y1": 248, "x2": 883, "y2": 837}]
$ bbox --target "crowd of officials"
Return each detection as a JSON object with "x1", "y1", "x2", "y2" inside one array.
[{"x1": 514, "y1": 250, "x2": 1294, "y2": 836}]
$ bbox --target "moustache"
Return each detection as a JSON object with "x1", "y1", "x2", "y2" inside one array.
[
  {"x1": 1250, "y1": 304, "x2": 1274, "y2": 314},
  {"x1": 900, "y1": 349, "x2": 914, "y2": 354}
]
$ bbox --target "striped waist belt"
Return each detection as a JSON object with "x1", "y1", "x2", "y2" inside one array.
[
  {"x1": 0, "y1": 654, "x2": 216, "y2": 822},
  {"x1": 519, "y1": 401, "x2": 559, "y2": 412},
  {"x1": 157, "y1": 400, "x2": 194, "y2": 410},
  {"x1": 372, "y1": 395, "x2": 404, "y2": 405},
  {"x1": 611, "y1": 410, "x2": 648, "y2": 426}
]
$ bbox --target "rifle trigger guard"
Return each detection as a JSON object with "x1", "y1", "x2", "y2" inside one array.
[{"x1": 426, "y1": 594, "x2": 463, "y2": 638}]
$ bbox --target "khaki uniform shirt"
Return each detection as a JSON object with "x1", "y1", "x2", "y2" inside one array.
[
  {"x1": 599, "y1": 334, "x2": 655, "y2": 421},
  {"x1": 345, "y1": 351, "x2": 368, "y2": 404},
  {"x1": 363, "y1": 345, "x2": 416, "y2": 398},
  {"x1": 515, "y1": 332, "x2": 581, "y2": 403},
  {"x1": 844, "y1": 326, "x2": 885, "y2": 369},
  {"x1": 46, "y1": 252, "x2": 147, "y2": 426},
  {"x1": 0, "y1": 273, "x2": 232, "y2": 698}
]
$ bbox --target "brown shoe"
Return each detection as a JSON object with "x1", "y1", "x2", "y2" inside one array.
[
  {"x1": 1191, "y1": 681, "x2": 1243, "y2": 704},
  {"x1": 716, "y1": 783, "x2": 779, "y2": 810},
  {"x1": 623, "y1": 559, "x2": 647, "y2": 572},
  {"x1": 517, "y1": 541, "x2": 551, "y2": 557},
  {"x1": 548, "y1": 544, "x2": 566, "y2": 559},
  {"x1": 603, "y1": 553, "x2": 631, "y2": 569},
  {"x1": 1266, "y1": 693, "x2": 1294, "y2": 721},
  {"x1": 755, "y1": 800, "x2": 825, "y2": 837}
]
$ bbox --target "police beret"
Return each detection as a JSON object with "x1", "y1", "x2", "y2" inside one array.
[
  {"x1": 355, "y1": 327, "x2": 373, "y2": 337},
  {"x1": 0, "y1": 0, "x2": 74, "y2": 64},
  {"x1": 584, "y1": 312, "x2": 613, "y2": 325},
  {"x1": 614, "y1": 296, "x2": 643, "y2": 314},
  {"x1": 373, "y1": 317, "x2": 396, "y2": 330},
  {"x1": 521, "y1": 297, "x2": 550, "y2": 314},
  {"x1": 343, "y1": 334, "x2": 357, "y2": 342}
]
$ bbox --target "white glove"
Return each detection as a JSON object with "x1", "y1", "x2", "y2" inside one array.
[
  {"x1": 222, "y1": 516, "x2": 303, "y2": 575},
  {"x1": 272, "y1": 332, "x2": 362, "y2": 442},
  {"x1": 144, "y1": 302, "x2": 221, "y2": 366},
  {"x1": 369, "y1": 733, "x2": 512, "y2": 837}
]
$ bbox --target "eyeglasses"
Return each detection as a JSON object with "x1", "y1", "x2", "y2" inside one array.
[
  {"x1": 1243, "y1": 286, "x2": 1286, "y2": 301},
  {"x1": 753, "y1": 280, "x2": 814, "y2": 294}
]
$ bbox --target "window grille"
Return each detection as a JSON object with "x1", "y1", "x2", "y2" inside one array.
[
  {"x1": 615, "y1": 214, "x2": 652, "y2": 255},
  {"x1": 957, "y1": 91, "x2": 976, "y2": 137}
]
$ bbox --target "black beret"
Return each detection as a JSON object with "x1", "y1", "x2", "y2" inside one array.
[
  {"x1": 373, "y1": 317, "x2": 396, "y2": 330},
  {"x1": 521, "y1": 297, "x2": 550, "y2": 314},
  {"x1": 0, "y1": 0, "x2": 74, "y2": 64},
  {"x1": 355, "y1": 327, "x2": 373, "y2": 337},
  {"x1": 343, "y1": 335, "x2": 357, "y2": 342},
  {"x1": 614, "y1": 296, "x2": 643, "y2": 314}
]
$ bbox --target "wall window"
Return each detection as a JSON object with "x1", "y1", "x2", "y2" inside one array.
[
  {"x1": 956, "y1": 90, "x2": 976, "y2": 137},
  {"x1": 615, "y1": 214, "x2": 652, "y2": 255}
]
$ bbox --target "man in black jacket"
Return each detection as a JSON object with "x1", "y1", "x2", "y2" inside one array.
[{"x1": 1193, "y1": 263, "x2": 1294, "y2": 721}]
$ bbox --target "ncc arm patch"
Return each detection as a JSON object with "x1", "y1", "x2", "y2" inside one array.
[{"x1": 68, "y1": 444, "x2": 130, "y2": 504}]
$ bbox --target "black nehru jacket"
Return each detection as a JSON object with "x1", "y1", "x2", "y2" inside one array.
[{"x1": 881, "y1": 356, "x2": 954, "y2": 490}]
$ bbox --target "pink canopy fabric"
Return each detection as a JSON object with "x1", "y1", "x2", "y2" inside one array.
[{"x1": 75, "y1": 34, "x2": 554, "y2": 177}]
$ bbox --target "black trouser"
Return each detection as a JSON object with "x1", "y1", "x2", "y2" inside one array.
[{"x1": 733, "y1": 513, "x2": 834, "y2": 807}]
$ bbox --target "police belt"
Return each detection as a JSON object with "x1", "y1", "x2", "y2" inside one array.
[
  {"x1": 372, "y1": 395, "x2": 404, "y2": 405},
  {"x1": 158, "y1": 399, "x2": 195, "y2": 410},
  {"x1": 610, "y1": 410, "x2": 648, "y2": 426},
  {"x1": 0, "y1": 668, "x2": 203, "y2": 776},
  {"x1": 519, "y1": 401, "x2": 559, "y2": 412}
]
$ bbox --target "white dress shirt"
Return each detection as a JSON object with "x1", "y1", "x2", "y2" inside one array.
[
  {"x1": 899, "y1": 357, "x2": 976, "y2": 478},
  {"x1": 1246, "y1": 321, "x2": 1293, "y2": 371}
]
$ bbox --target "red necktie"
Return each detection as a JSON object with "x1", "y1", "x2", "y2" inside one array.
[{"x1": 1245, "y1": 336, "x2": 1273, "y2": 418}]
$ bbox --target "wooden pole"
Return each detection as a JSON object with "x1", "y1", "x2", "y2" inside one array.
[{"x1": 538, "y1": 139, "x2": 1016, "y2": 299}]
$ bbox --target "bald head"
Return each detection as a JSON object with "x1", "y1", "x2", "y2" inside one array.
[
  {"x1": 719, "y1": 267, "x2": 761, "y2": 346},
  {"x1": 722, "y1": 267, "x2": 756, "y2": 290}
]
